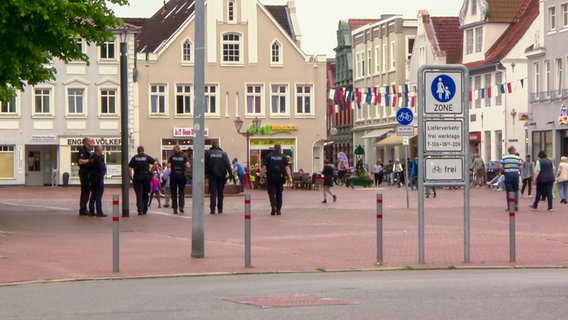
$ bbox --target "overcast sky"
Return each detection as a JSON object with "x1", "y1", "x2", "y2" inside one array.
[{"x1": 108, "y1": 0, "x2": 463, "y2": 56}]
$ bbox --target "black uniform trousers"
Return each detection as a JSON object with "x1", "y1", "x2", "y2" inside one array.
[
  {"x1": 88, "y1": 179, "x2": 104, "y2": 215},
  {"x1": 267, "y1": 180, "x2": 284, "y2": 212},
  {"x1": 133, "y1": 173, "x2": 151, "y2": 214},
  {"x1": 79, "y1": 173, "x2": 91, "y2": 214},
  {"x1": 170, "y1": 174, "x2": 186, "y2": 210},
  {"x1": 209, "y1": 175, "x2": 226, "y2": 212}
]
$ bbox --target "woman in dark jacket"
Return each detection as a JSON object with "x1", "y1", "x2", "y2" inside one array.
[
  {"x1": 529, "y1": 150, "x2": 555, "y2": 211},
  {"x1": 321, "y1": 159, "x2": 337, "y2": 203}
]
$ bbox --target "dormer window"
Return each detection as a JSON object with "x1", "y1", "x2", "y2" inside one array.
[
  {"x1": 228, "y1": 0, "x2": 235, "y2": 22},
  {"x1": 471, "y1": 0, "x2": 477, "y2": 15}
]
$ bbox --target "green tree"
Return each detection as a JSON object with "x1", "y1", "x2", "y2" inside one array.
[{"x1": 0, "y1": 0, "x2": 128, "y2": 101}]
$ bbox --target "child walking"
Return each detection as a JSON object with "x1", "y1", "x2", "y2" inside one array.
[
  {"x1": 321, "y1": 159, "x2": 337, "y2": 203},
  {"x1": 148, "y1": 172, "x2": 162, "y2": 208}
]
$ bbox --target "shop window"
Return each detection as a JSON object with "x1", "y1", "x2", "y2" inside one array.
[{"x1": 0, "y1": 145, "x2": 15, "y2": 178}]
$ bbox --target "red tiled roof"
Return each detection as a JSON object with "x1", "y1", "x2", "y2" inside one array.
[
  {"x1": 136, "y1": 0, "x2": 295, "y2": 54},
  {"x1": 486, "y1": 0, "x2": 526, "y2": 23},
  {"x1": 465, "y1": 0, "x2": 538, "y2": 69},
  {"x1": 431, "y1": 16, "x2": 463, "y2": 64},
  {"x1": 348, "y1": 19, "x2": 380, "y2": 31}
]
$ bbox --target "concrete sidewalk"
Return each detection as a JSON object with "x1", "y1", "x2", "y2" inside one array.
[{"x1": 0, "y1": 184, "x2": 567, "y2": 285}]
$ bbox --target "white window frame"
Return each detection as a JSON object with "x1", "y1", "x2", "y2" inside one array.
[
  {"x1": 295, "y1": 84, "x2": 314, "y2": 117},
  {"x1": 534, "y1": 62, "x2": 541, "y2": 97},
  {"x1": 66, "y1": 87, "x2": 86, "y2": 117},
  {"x1": 406, "y1": 36, "x2": 415, "y2": 60},
  {"x1": 99, "y1": 88, "x2": 118, "y2": 116},
  {"x1": 484, "y1": 74, "x2": 491, "y2": 107},
  {"x1": 227, "y1": 0, "x2": 236, "y2": 23},
  {"x1": 0, "y1": 94, "x2": 18, "y2": 115},
  {"x1": 221, "y1": 32, "x2": 242, "y2": 65},
  {"x1": 471, "y1": 0, "x2": 477, "y2": 15},
  {"x1": 205, "y1": 84, "x2": 219, "y2": 116},
  {"x1": 495, "y1": 72, "x2": 503, "y2": 106},
  {"x1": 270, "y1": 83, "x2": 289, "y2": 117},
  {"x1": 562, "y1": 3, "x2": 568, "y2": 29},
  {"x1": 77, "y1": 38, "x2": 85, "y2": 54},
  {"x1": 475, "y1": 27, "x2": 483, "y2": 53},
  {"x1": 382, "y1": 44, "x2": 387, "y2": 72},
  {"x1": 390, "y1": 41, "x2": 396, "y2": 70},
  {"x1": 149, "y1": 84, "x2": 168, "y2": 116},
  {"x1": 466, "y1": 29, "x2": 474, "y2": 54},
  {"x1": 374, "y1": 46, "x2": 380, "y2": 74},
  {"x1": 556, "y1": 58, "x2": 563, "y2": 95},
  {"x1": 245, "y1": 84, "x2": 264, "y2": 116},
  {"x1": 367, "y1": 49, "x2": 372, "y2": 77},
  {"x1": 181, "y1": 39, "x2": 193, "y2": 65},
  {"x1": 270, "y1": 41, "x2": 282, "y2": 66},
  {"x1": 474, "y1": 75, "x2": 481, "y2": 108},
  {"x1": 549, "y1": 6, "x2": 557, "y2": 32},
  {"x1": 544, "y1": 60, "x2": 551, "y2": 96},
  {"x1": 99, "y1": 40, "x2": 117, "y2": 61},
  {"x1": 32, "y1": 87, "x2": 54, "y2": 117},
  {"x1": 175, "y1": 83, "x2": 193, "y2": 117}
]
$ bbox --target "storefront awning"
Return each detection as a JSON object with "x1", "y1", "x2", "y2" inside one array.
[
  {"x1": 373, "y1": 129, "x2": 418, "y2": 147},
  {"x1": 362, "y1": 128, "x2": 393, "y2": 139}
]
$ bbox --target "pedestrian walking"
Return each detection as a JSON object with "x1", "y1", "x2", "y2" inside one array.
[
  {"x1": 87, "y1": 145, "x2": 107, "y2": 217},
  {"x1": 557, "y1": 156, "x2": 568, "y2": 204},
  {"x1": 470, "y1": 154, "x2": 485, "y2": 187},
  {"x1": 425, "y1": 186, "x2": 437, "y2": 198},
  {"x1": 148, "y1": 172, "x2": 162, "y2": 208},
  {"x1": 521, "y1": 155, "x2": 534, "y2": 198},
  {"x1": 205, "y1": 140, "x2": 233, "y2": 214},
  {"x1": 77, "y1": 137, "x2": 93, "y2": 216},
  {"x1": 129, "y1": 146, "x2": 156, "y2": 215},
  {"x1": 393, "y1": 159, "x2": 404, "y2": 188},
  {"x1": 500, "y1": 145, "x2": 522, "y2": 211},
  {"x1": 321, "y1": 159, "x2": 337, "y2": 203},
  {"x1": 168, "y1": 145, "x2": 190, "y2": 214},
  {"x1": 261, "y1": 143, "x2": 293, "y2": 216},
  {"x1": 372, "y1": 160, "x2": 383, "y2": 186},
  {"x1": 410, "y1": 157, "x2": 419, "y2": 190},
  {"x1": 232, "y1": 158, "x2": 245, "y2": 192},
  {"x1": 161, "y1": 166, "x2": 171, "y2": 208},
  {"x1": 529, "y1": 150, "x2": 555, "y2": 211}
]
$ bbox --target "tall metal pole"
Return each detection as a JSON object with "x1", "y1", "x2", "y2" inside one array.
[
  {"x1": 120, "y1": 34, "x2": 130, "y2": 218},
  {"x1": 192, "y1": 0, "x2": 205, "y2": 258}
]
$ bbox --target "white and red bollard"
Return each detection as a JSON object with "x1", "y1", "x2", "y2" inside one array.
[{"x1": 376, "y1": 193, "x2": 383, "y2": 265}]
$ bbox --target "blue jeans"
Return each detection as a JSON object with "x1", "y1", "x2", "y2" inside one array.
[
  {"x1": 558, "y1": 180, "x2": 568, "y2": 201},
  {"x1": 503, "y1": 172, "x2": 519, "y2": 208}
]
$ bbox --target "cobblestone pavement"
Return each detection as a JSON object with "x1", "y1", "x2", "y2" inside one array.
[{"x1": 0, "y1": 183, "x2": 566, "y2": 284}]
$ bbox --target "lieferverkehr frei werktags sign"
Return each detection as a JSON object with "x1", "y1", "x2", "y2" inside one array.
[
  {"x1": 424, "y1": 120, "x2": 463, "y2": 152},
  {"x1": 424, "y1": 72, "x2": 463, "y2": 114}
]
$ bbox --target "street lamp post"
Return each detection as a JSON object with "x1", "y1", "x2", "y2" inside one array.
[
  {"x1": 233, "y1": 116, "x2": 262, "y2": 169},
  {"x1": 119, "y1": 30, "x2": 130, "y2": 218}
]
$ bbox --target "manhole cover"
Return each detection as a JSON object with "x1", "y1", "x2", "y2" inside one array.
[{"x1": 224, "y1": 295, "x2": 356, "y2": 308}]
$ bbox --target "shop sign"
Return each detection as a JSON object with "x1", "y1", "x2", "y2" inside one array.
[
  {"x1": 250, "y1": 139, "x2": 295, "y2": 147},
  {"x1": 31, "y1": 135, "x2": 57, "y2": 143},
  {"x1": 66, "y1": 137, "x2": 122, "y2": 146},
  {"x1": 469, "y1": 132, "x2": 481, "y2": 143},
  {"x1": 173, "y1": 127, "x2": 209, "y2": 137},
  {"x1": 248, "y1": 124, "x2": 298, "y2": 135}
]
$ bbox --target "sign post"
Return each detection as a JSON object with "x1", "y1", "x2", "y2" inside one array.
[
  {"x1": 418, "y1": 65, "x2": 469, "y2": 264},
  {"x1": 396, "y1": 107, "x2": 414, "y2": 209}
]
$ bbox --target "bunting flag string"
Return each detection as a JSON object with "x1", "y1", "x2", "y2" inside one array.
[{"x1": 329, "y1": 77, "x2": 528, "y2": 114}]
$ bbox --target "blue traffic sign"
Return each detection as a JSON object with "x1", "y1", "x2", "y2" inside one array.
[
  {"x1": 396, "y1": 107, "x2": 414, "y2": 126},
  {"x1": 431, "y1": 74, "x2": 456, "y2": 103}
]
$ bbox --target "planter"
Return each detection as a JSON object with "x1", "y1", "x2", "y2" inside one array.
[{"x1": 346, "y1": 177, "x2": 372, "y2": 188}]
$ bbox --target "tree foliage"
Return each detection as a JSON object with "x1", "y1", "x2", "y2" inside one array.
[{"x1": 0, "y1": 0, "x2": 128, "y2": 101}]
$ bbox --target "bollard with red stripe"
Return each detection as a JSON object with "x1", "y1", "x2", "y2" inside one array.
[
  {"x1": 112, "y1": 194, "x2": 120, "y2": 272},
  {"x1": 508, "y1": 191, "x2": 516, "y2": 262},
  {"x1": 244, "y1": 194, "x2": 252, "y2": 268},
  {"x1": 376, "y1": 193, "x2": 383, "y2": 265}
]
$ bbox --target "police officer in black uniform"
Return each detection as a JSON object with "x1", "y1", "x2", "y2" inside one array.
[
  {"x1": 205, "y1": 140, "x2": 232, "y2": 214},
  {"x1": 168, "y1": 145, "x2": 190, "y2": 214},
  {"x1": 261, "y1": 143, "x2": 293, "y2": 216},
  {"x1": 128, "y1": 146, "x2": 156, "y2": 215},
  {"x1": 88, "y1": 145, "x2": 107, "y2": 217},
  {"x1": 78, "y1": 137, "x2": 93, "y2": 216}
]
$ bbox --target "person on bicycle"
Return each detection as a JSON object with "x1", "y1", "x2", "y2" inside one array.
[
  {"x1": 393, "y1": 159, "x2": 404, "y2": 188},
  {"x1": 470, "y1": 154, "x2": 485, "y2": 187}
]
